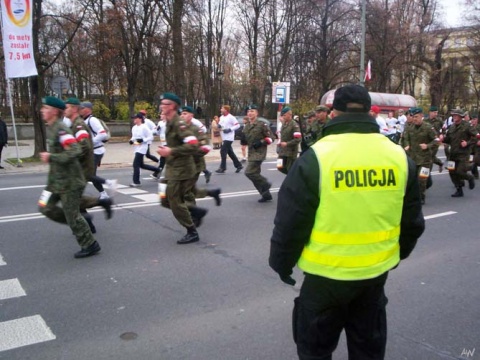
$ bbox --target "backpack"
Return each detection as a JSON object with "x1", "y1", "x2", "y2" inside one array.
[{"x1": 88, "y1": 117, "x2": 111, "y2": 143}]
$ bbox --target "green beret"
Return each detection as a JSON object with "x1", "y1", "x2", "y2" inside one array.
[
  {"x1": 42, "y1": 96, "x2": 65, "y2": 110},
  {"x1": 160, "y1": 92, "x2": 181, "y2": 106},
  {"x1": 182, "y1": 106, "x2": 194, "y2": 114},
  {"x1": 281, "y1": 106, "x2": 292, "y2": 116},
  {"x1": 246, "y1": 104, "x2": 258, "y2": 110},
  {"x1": 409, "y1": 107, "x2": 423, "y2": 115},
  {"x1": 65, "y1": 97, "x2": 81, "y2": 105},
  {"x1": 429, "y1": 106, "x2": 438, "y2": 112}
]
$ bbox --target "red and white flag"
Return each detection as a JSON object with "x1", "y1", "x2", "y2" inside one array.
[{"x1": 364, "y1": 60, "x2": 372, "y2": 82}]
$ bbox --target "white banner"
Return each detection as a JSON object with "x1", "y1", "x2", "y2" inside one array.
[{"x1": 1, "y1": 0, "x2": 37, "y2": 78}]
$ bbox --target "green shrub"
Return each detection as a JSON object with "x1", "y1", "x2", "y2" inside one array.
[{"x1": 92, "y1": 101, "x2": 111, "y2": 120}]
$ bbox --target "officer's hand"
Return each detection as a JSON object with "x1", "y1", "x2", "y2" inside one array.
[
  {"x1": 223, "y1": 128, "x2": 232, "y2": 134},
  {"x1": 136, "y1": 138, "x2": 144, "y2": 143},
  {"x1": 252, "y1": 140, "x2": 263, "y2": 149},
  {"x1": 280, "y1": 275, "x2": 296, "y2": 286},
  {"x1": 129, "y1": 140, "x2": 134, "y2": 145},
  {"x1": 217, "y1": 124, "x2": 222, "y2": 129}
]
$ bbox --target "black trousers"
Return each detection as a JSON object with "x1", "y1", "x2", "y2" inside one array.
[
  {"x1": 294, "y1": 274, "x2": 388, "y2": 360},
  {"x1": 91, "y1": 153, "x2": 106, "y2": 192},
  {"x1": 220, "y1": 140, "x2": 241, "y2": 170}
]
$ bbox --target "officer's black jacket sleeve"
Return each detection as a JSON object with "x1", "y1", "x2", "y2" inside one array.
[
  {"x1": 399, "y1": 156, "x2": 425, "y2": 260},
  {"x1": 269, "y1": 149, "x2": 320, "y2": 277}
]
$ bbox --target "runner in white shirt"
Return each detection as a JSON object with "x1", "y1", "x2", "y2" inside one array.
[
  {"x1": 129, "y1": 113, "x2": 160, "y2": 187},
  {"x1": 140, "y1": 109, "x2": 160, "y2": 165},
  {"x1": 216, "y1": 105, "x2": 243, "y2": 173}
]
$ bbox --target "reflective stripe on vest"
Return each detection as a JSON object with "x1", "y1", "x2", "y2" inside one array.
[{"x1": 297, "y1": 133, "x2": 408, "y2": 280}]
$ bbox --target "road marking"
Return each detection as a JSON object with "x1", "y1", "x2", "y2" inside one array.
[
  {"x1": 0, "y1": 254, "x2": 5, "y2": 266},
  {"x1": 0, "y1": 279, "x2": 26, "y2": 301},
  {"x1": 133, "y1": 193, "x2": 159, "y2": 202},
  {"x1": 425, "y1": 211, "x2": 457, "y2": 220},
  {"x1": 0, "y1": 185, "x2": 45, "y2": 192},
  {"x1": 0, "y1": 315, "x2": 56, "y2": 352}
]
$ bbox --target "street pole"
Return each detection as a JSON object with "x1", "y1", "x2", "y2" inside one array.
[{"x1": 359, "y1": 0, "x2": 366, "y2": 87}]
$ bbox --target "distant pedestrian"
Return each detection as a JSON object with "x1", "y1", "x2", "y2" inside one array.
[
  {"x1": 240, "y1": 116, "x2": 249, "y2": 162},
  {"x1": 129, "y1": 113, "x2": 160, "y2": 187},
  {"x1": 0, "y1": 117, "x2": 7, "y2": 169},
  {"x1": 243, "y1": 104, "x2": 273, "y2": 202},
  {"x1": 216, "y1": 105, "x2": 243, "y2": 173},
  {"x1": 39, "y1": 96, "x2": 101, "y2": 259},
  {"x1": 211, "y1": 116, "x2": 222, "y2": 149}
]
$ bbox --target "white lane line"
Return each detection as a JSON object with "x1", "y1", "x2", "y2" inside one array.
[
  {"x1": 0, "y1": 279, "x2": 26, "y2": 301},
  {"x1": 116, "y1": 188, "x2": 148, "y2": 195},
  {"x1": 0, "y1": 254, "x2": 5, "y2": 266},
  {"x1": 132, "y1": 194, "x2": 159, "y2": 202},
  {"x1": 0, "y1": 315, "x2": 56, "y2": 352},
  {"x1": 425, "y1": 211, "x2": 457, "y2": 220},
  {"x1": 0, "y1": 185, "x2": 45, "y2": 191}
]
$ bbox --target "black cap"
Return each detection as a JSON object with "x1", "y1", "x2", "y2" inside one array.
[{"x1": 332, "y1": 85, "x2": 371, "y2": 113}]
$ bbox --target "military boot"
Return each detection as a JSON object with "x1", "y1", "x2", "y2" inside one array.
[
  {"x1": 98, "y1": 198, "x2": 113, "y2": 219},
  {"x1": 189, "y1": 207, "x2": 208, "y2": 227},
  {"x1": 207, "y1": 188, "x2": 222, "y2": 206},
  {"x1": 204, "y1": 170, "x2": 212, "y2": 183},
  {"x1": 74, "y1": 241, "x2": 101, "y2": 259},
  {"x1": 468, "y1": 176, "x2": 476, "y2": 189},
  {"x1": 451, "y1": 187, "x2": 464, "y2": 197},
  {"x1": 177, "y1": 226, "x2": 199, "y2": 244}
]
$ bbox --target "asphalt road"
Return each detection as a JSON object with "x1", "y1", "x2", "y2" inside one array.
[{"x1": 0, "y1": 156, "x2": 479, "y2": 360}]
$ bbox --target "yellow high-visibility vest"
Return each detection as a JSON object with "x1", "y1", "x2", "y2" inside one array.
[{"x1": 297, "y1": 133, "x2": 408, "y2": 280}]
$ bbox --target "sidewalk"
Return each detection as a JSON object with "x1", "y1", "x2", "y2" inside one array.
[{"x1": 0, "y1": 138, "x2": 279, "y2": 175}]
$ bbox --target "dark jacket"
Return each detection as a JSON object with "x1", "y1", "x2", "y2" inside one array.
[
  {"x1": 0, "y1": 119, "x2": 7, "y2": 145},
  {"x1": 269, "y1": 112, "x2": 425, "y2": 283}
]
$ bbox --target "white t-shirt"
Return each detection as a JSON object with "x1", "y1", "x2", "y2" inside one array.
[
  {"x1": 397, "y1": 115, "x2": 407, "y2": 133},
  {"x1": 157, "y1": 120, "x2": 166, "y2": 146},
  {"x1": 385, "y1": 116, "x2": 398, "y2": 135},
  {"x1": 143, "y1": 118, "x2": 156, "y2": 145},
  {"x1": 192, "y1": 118, "x2": 206, "y2": 134},
  {"x1": 375, "y1": 116, "x2": 389, "y2": 135},
  {"x1": 84, "y1": 115, "x2": 107, "y2": 155},
  {"x1": 130, "y1": 123, "x2": 153, "y2": 154},
  {"x1": 219, "y1": 113, "x2": 240, "y2": 141}
]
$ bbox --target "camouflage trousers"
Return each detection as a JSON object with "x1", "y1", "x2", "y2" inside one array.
[
  {"x1": 39, "y1": 187, "x2": 95, "y2": 248},
  {"x1": 184, "y1": 173, "x2": 208, "y2": 205},
  {"x1": 245, "y1": 160, "x2": 270, "y2": 195},
  {"x1": 160, "y1": 178, "x2": 196, "y2": 228},
  {"x1": 277, "y1": 156, "x2": 297, "y2": 175},
  {"x1": 448, "y1": 156, "x2": 474, "y2": 187}
]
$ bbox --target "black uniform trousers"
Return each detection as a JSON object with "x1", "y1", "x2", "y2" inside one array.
[{"x1": 294, "y1": 274, "x2": 388, "y2": 360}]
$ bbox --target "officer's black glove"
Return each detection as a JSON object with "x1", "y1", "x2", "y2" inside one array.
[
  {"x1": 129, "y1": 140, "x2": 134, "y2": 145},
  {"x1": 222, "y1": 128, "x2": 232, "y2": 134},
  {"x1": 280, "y1": 274, "x2": 296, "y2": 286},
  {"x1": 217, "y1": 124, "x2": 222, "y2": 129},
  {"x1": 136, "y1": 138, "x2": 144, "y2": 143},
  {"x1": 252, "y1": 140, "x2": 263, "y2": 149}
]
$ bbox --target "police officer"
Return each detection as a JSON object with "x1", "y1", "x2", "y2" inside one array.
[
  {"x1": 403, "y1": 107, "x2": 438, "y2": 205},
  {"x1": 39, "y1": 96, "x2": 101, "y2": 258},
  {"x1": 269, "y1": 85, "x2": 424, "y2": 359},
  {"x1": 441, "y1": 108, "x2": 478, "y2": 197},
  {"x1": 277, "y1": 107, "x2": 301, "y2": 174},
  {"x1": 156, "y1": 93, "x2": 201, "y2": 244},
  {"x1": 243, "y1": 104, "x2": 273, "y2": 202}
]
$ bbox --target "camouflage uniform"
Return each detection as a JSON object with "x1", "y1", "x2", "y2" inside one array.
[
  {"x1": 443, "y1": 121, "x2": 478, "y2": 191},
  {"x1": 400, "y1": 121, "x2": 414, "y2": 156},
  {"x1": 278, "y1": 119, "x2": 301, "y2": 174},
  {"x1": 39, "y1": 118, "x2": 95, "y2": 249},
  {"x1": 304, "y1": 120, "x2": 324, "y2": 149},
  {"x1": 472, "y1": 123, "x2": 480, "y2": 179},
  {"x1": 243, "y1": 119, "x2": 273, "y2": 199},
  {"x1": 425, "y1": 116, "x2": 444, "y2": 169},
  {"x1": 186, "y1": 123, "x2": 209, "y2": 201},
  {"x1": 160, "y1": 114, "x2": 199, "y2": 228},
  {"x1": 404, "y1": 122, "x2": 438, "y2": 202}
]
